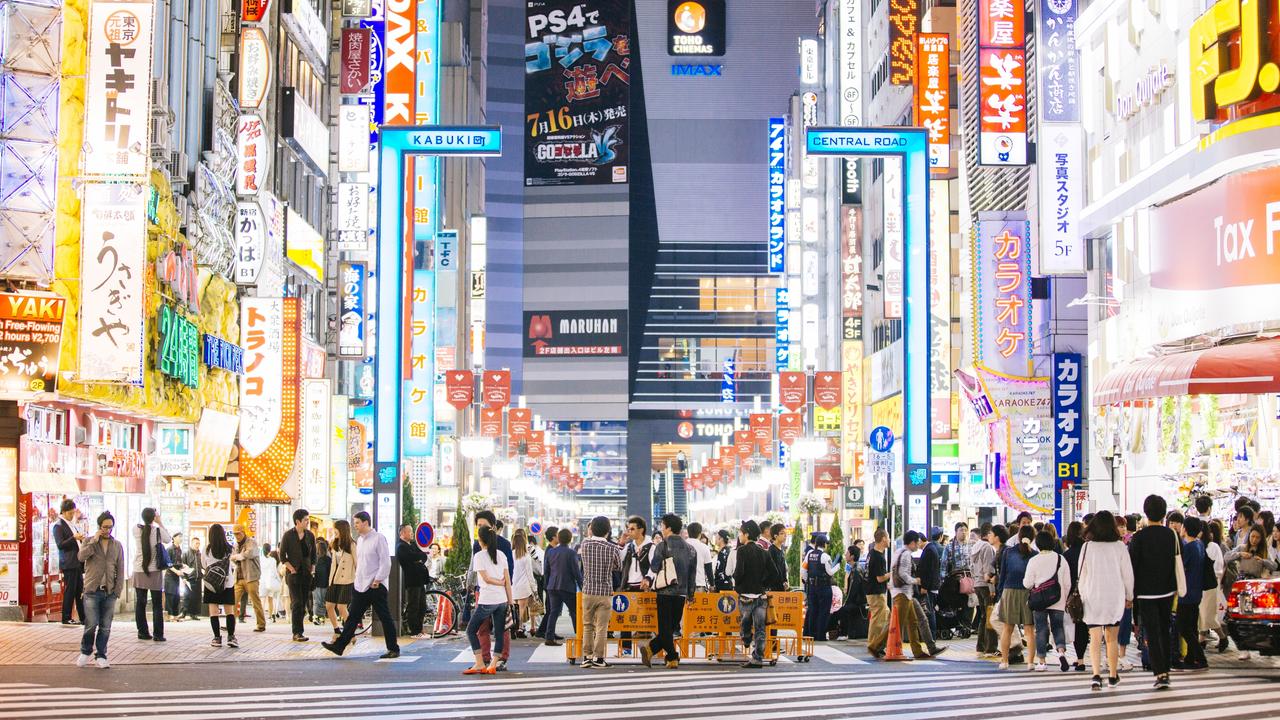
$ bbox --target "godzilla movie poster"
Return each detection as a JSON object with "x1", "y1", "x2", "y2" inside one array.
[{"x1": 524, "y1": 0, "x2": 631, "y2": 187}]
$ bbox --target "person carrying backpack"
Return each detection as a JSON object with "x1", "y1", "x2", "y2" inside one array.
[{"x1": 202, "y1": 524, "x2": 239, "y2": 648}]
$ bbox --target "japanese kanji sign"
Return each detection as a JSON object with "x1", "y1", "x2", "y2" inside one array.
[
  {"x1": 768, "y1": 117, "x2": 787, "y2": 274},
  {"x1": 79, "y1": 183, "x2": 145, "y2": 384},
  {"x1": 915, "y1": 33, "x2": 950, "y2": 170},
  {"x1": 524, "y1": 0, "x2": 631, "y2": 186},
  {"x1": 887, "y1": 0, "x2": 918, "y2": 85},
  {"x1": 235, "y1": 201, "x2": 266, "y2": 284},
  {"x1": 403, "y1": 270, "x2": 435, "y2": 457},
  {"x1": 337, "y1": 261, "x2": 366, "y2": 358},
  {"x1": 974, "y1": 213, "x2": 1033, "y2": 378},
  {"x1": 236, "y1": 114, "x2": 271, "y2": 196},
  {"x1": 239, "y1": 297, "x2": 300, "y2": 503},
  {"x1": 977, "y1": 0, "x2": 1027, "y2": 165},
  {"x1": 1038, "y1": 124, "x2": 1085, "y2": 274},
  {"x1": 1052, "y1": 352, "x2": 1084, "y2": 489},
  {"x1": 1037, "y1": 0, "x2": 1079, "y2": 122},
  {"x1": 0, "y1": 293, "x2": 65, "y2": 394},
  {"x1": 83, "y1": 0, "x2": 154, "y2": 177}
]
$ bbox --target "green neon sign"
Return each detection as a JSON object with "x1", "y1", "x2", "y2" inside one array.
[{"x1": 158, "y1": 304, "x2": 199, "y2": 388}]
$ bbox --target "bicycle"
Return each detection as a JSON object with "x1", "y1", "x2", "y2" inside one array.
[{"x1": 413, "y1": 572, "x2": 472, "y2": 638}]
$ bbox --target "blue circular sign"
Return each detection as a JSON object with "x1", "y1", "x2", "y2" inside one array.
[
  {"x1": 611, "y1": 594, "x2": 630, "y2": 613},
  {"x1": 415, "y1": 522, "x2": 435, "y2": 549},
  {"x1": 530, "y1": 521, "x2": 543, "y2": 535},
  {"x1": 869, "y1": 425, "x2": 895, "y2": 453},
  {"x1": 717, "y1": 594, "x2": 737, "y2": 614}
]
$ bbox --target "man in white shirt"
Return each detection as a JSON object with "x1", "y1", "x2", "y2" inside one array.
[
  {"x1": 685, "y1": 522, "x2": 714, "y2": 592},
  {"x1": 322, "y1": 511, "x2": 400, "y2": 659}
]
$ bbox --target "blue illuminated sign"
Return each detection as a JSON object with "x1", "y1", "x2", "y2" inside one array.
[
  {"x1": 774, "y1": 286, "x2": 790, "y2": 371},
  {"x1": 671, "y1": 64, "x2": 723, "y2": 76},
  {"x1": 721, "y1": 355, "x2": 736, "y2": 403},
  {"x1": 806, "y1": 126, "x2": 931, "y2": 534},
  {"x1": 374, "y1": 125, "x2": 504, "y2": 466},
  {"x1": 1052, "y1": 352, "x2": 1084, "y2": 528},
  {"x1": 768, "y1": 118, "x2": 787, "y2": 274},
  {"x1": 202, "y1": 334, "x2": 245, "y2": 375}
]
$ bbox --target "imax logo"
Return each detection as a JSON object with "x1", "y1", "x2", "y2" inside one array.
[{"x1": 671, "y1": 64, "x2": 723, "y2": 77}]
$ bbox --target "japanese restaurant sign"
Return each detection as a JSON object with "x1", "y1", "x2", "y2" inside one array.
[
  {"x1": 888, "y1": 0, "x2": 918, "y2": 85},
  {"x1": 915, "y1": 33, "x2": 950, "y2": 170},
  {"x1": 79, "y1": 183, "x2": 145, "y2": 384},
  {"x1": 0, "y1": 293, "x2": 65, "y2": 394},
  {"x1": 84, "y1": 0, "x2": 154, "y2": 177},
  {"x1": 977, "y1": 0, "x2": 1027, "y2": 166},
  {"x1": 974, "y1": 213, "x2": 1033, "y2": 378},
  {"x1": 340, "y1": 27, "x2": 372, "y2": 94},
  {"x1": 239, "y1": 298, "x2": 300, "y2": 503},
  {"x1": 236, "y1": 115, "x2": 271, "y2": 196}
]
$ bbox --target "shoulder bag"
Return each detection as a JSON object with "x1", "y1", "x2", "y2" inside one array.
[
  {"x1": 1065, "y1": 545, "x2": 1086, "y2": 623},
  {"x1": 652, "y1": 542, "x2": 679, "y2": 590},
  {"x1": 1028, "y1": 553, "x2": 1063, "y2": 612},
  {"x1": 1173, "y1": 532, "x2": 1187, "y2": 598}
]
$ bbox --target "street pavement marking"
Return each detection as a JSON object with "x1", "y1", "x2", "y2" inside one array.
[
  {"x1": 528, "y1": 642, "x2": 568, "y2": 663},
  {"x1": 809, "y1": 644, "x2": 869, "y2": 665}
]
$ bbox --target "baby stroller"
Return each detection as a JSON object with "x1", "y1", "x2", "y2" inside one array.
[{"x1": 935, "y1": 571, "x2": 975, "y2": 640}]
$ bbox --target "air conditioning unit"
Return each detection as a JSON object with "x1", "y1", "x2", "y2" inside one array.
[
  {"x1": 173, "y1": 195, "x2": 191, "y2": 229},
  {"x1": 73, "y1": 425, "x2": 89, "y2": 447},
  {"x1": 171, "y1": 150, "x2": 190, "y2": 179}
]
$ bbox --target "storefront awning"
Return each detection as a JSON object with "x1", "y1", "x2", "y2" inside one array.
[{"x1": 1094, "y1": 338, "x2": 1280, "y2": 405}]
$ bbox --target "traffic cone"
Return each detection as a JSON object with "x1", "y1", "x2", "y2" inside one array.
[{"x1": 882, "y1": 603, "x2": 911, "y2": 662}]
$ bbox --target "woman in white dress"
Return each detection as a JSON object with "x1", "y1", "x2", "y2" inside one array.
[
  {"x1": 1078, "y1": 510, "x2": 1134, "y2": 691},
  {"x1": 510, "y1": 529, "x2": 539, "y2": 637},
  {"x1": 259, "y1": 546, "x2": 281, "y2": 621}
]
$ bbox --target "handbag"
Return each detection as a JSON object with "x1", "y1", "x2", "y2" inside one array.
[
  {"x1": 653, "y1": 555, "x2": 678, "y2": 590},
  {"x1": 1065, "y1": 543, "x2": 1086, "y2": 623},
  {"x1": 1173, "y1": 532, "x2": 1187, "y2": 598},
  {"x1": 1028, "y1": 554, "x2": 1063, "y2": 612}
]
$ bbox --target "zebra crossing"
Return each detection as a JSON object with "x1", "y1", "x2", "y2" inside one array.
[{"x1": 1, "y1": 668, "x2": 1277, "y2": 719}]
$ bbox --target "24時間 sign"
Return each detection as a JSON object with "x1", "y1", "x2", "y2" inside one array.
[
  {"x1": 524, "y1": 0, "x2": 631, "y2": 186},
  {"x1": 0, "y1": 293, "x2": 65, "y2": 393},
  {"x1": 157, "y1": 304, "x2": 199, "y2": 388},
  {"x1": 524, "y1": 310, "x2": 627, "y2": 357}
]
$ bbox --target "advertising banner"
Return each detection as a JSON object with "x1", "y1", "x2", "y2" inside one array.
[
  {"x1": 193, "y1": 409, "x2": 239, "y2": 478},
  {"x1": 749, "y1": 413, "x2": 773, "y2": 448},
  {"x1": 479, "y1": 408, "x2": 502, "y2": 438},
  {"x1": 915, "y1": 33, "x2": 950, "y2": 171},
  {"x1": 1038, "y1": 0, "x2": 1079, "y2": 122},
  {"x1": 403, "y1": 271, "x2": 434, "y2": 457},
  {"x1": 840, "y1": 341, "x2": 864, "y2": 476},
  {"x1": 236, "y1": 114, "x2": 270, "y2": 196},
  {"x1": 974, "y1": 213, "x2": 1033, "y2": 378},
  {"x1": 483, "y1": 370, "x2": 511, "y2": 408},
  {"x1": 1038, "y1": 123, "x2": 1085, "y2": 274},
  {"x1": 239, "y1": 26, "x2": 271, "y2": 109},
  {"x1": 338, "y1": 262, "x2": 366, "y2": 358},
  {"x1": 524, "y1": 0, "x2": 631, "y2": 186},
  {"x1": 768, "y1": 117, "x2": 787, "y2": 275},
  {"x1": 349, "y1": 404, "x2": 374, "y2": 489},
  {"x1": 335, "y1": 182, "x2": 370, "y2": 251},
  {"x1": 79, "y1": 183, "x2": 145, "y2": 384},
  {"x1": 0, "y1": 293, "x2": 65, "y2": 393},
  {"x1": 239, "y1": 298, "x2": 300, "y2": 503},
  {"x1": 508, "y1": 408, "x2": 532, "y2": 442},
  {"x1": 888, "y1": 0, "x2": 918, "y2": 85},
  {"x1": 154, "y1": 424, "x2": 194, "y2": 475},
  {"x1": 977, "y1": 0, "x2": 1027, "y2": 166},
  {"x1": 1052, "y1": 352, "x2": 1084, "y2": 489},
  {"x1": 301, "y1": 379, "x2": 332, "y2": 515},
  {"x1": 775, "y1": 286, "x2": 791, "y2": 371},
  {"x1": 930, "y1": 179, "x2": 953, "y2": 438},
  {"x1": 840, "y1": 205, "x2": 863, "y2": 318},
  {"x1": 340, "y1": 27, "x2": 372, "y2": 94},
  {"x1": 444, "y1": 370, "x2": 473, "y2": 410},
  {"x1": 523, "y1": 310, "x2": 627, "y2": 357},
  {"x1": 838, "y1": 0, "x2": 863, "y2": 126},
  {"x1": 779, "y1": 371, "x2": 807, "y2": 412},
  {"x1": 668, "y1": 0, "x2": 725, "y2": 56},
  {"x1": 186, "y1": 481, "x2": 234, "y2": 524},
  {"x1": 883, "y1": 158, "x2": 904, "y2": 318},
  {"x1": 235, "y1": 202, "x2": 266, "y2": 284},
  {"x1": 84, "y1": 0, "x2": 154, "y2": 176},
  {"x1": 814, "y1": 372, "x2": 842, "y2": 410}
]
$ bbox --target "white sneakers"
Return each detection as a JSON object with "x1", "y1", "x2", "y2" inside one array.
[
  {"x1": 75, "y1": 654, "x2": 91, "y2": 667},
  {"x1": 1033, "y1": 662, "x2": 1048, "y2": 672},
  {"x1": 1118, "y1": 659, "x2": 1134, "y2": 672},
  {"x1": 997, "y1": 662, "x2": 1009, "y2": 670},
  {"x1": 94, "y1": 657, "x2": 109, "y2": 669}
]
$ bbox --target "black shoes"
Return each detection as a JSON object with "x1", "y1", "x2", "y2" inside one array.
[
  {"x1": 1090, "y1": 675, "x2": 1102, "y2": 691},
  {"x1": 321, "y1": 641, "x2": 343, "y2": 656},
  {"x1": 380, "y1": 650, "x2": 400, "y2": 659},
  {"x1": 293, "y1": 634, "x2": 309, "y2": 642}
]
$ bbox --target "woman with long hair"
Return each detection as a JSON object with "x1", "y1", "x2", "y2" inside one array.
[
  {"x1": 1078, "y1": 510, "x2": 1134, "y2": 691},
  {"x1": 1023, "y1": 531, "x2": 1072, "y2": 671},
  {"x1": 511, "y1": 529, "x2": 538, "y2": 637},
  {"x1": 465, "y1": 525, "x2": 511, "y2": 675},
  {"x1": 1200, "y1": 520, "x2": 1228, "y2": 652},
  {"x1": 203, "y1": 524, "x2": 239, "y2": 647},
  {"x1": 1062, "y1": 520, "x2": 1089, "y2": 671},
  {"x1": 131, "y1": 507, "x2": 172, "y2": 641},
  {"x1": 312, "y1": 538, "x2": 331, "y2": 626},
  {"x1": 326, "y1": 519, "x2": 357, "y2": 641},
  {"x1": 259, "y1": 546, "x2": 280, "y2": 620},
  {"x1": 995, "y1": 525, "x2": 1037, "y2": 670}
]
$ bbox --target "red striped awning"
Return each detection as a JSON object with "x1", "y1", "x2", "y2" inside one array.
[{"x1": 1093, "y1": 338, "x2": 1280, "y2": 405}]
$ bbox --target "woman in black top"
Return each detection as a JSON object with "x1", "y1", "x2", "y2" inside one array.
[
  {"x1": 713, "y1": 530, "x2": 734, "y2": 591},
  {"x1": 312, "y1": 539, "x2": 331, "y2": 626},
  {"x1": 1062, "y1": 521, "x2": 1087, "y2": 671}
]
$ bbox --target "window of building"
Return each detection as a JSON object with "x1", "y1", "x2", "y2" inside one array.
[
  {"x1": 25, "y1": 406, "x2": 66, "y2": 444},
  {"x1": 96, "y1": 420, "x2": 140, "y2": 451},
  {"x1": 696, "y1": 277, "x2": 779, "y2": 312}
]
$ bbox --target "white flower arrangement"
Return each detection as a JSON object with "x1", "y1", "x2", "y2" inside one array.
[
  {"x1": 796, "y1": 492, "x2": 828, "y2": 516},
  {"x1": 462, "y1": 493, "x2": 496, "y2": 515}
]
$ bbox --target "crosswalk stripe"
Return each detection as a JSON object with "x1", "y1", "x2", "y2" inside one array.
[
  {"x1": 528, "y1": 642, "x2": 565, "y2": 663},
  {"x1": 809, "y1": 644, "x2": 868, "y2": 665}
]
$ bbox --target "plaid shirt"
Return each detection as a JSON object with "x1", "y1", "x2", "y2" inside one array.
[{"x1": 578, "y1": 536, "x2": 622, "y2": 596}]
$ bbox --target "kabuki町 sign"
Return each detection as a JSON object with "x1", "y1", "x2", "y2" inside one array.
[{"x1": 523, "y1": 310, "x2": 628, "y2": 357}]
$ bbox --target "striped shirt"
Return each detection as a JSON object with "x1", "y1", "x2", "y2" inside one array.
[{"x1": 578, "y1": 536, "x2": 622, "y2": 596}]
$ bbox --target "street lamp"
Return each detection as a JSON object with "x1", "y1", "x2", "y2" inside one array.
[
  {"x1": 491, "y1": 458, "x2": 520, "y2": 480},
  {"x1": 458, "y1": 436, "x2": 495, "y2": 459},
  {"x1": 791, "y1": 438, "x2": 828, "y2": 461}
]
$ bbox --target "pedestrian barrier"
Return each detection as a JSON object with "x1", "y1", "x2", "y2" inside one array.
[{"x1": 564, "y1": 590, "x2": 814, "y2": 665}]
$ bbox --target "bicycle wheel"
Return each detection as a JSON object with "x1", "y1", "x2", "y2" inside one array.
[{"x1": 423, "y1": 590, "x2": 458, "y2": 638}]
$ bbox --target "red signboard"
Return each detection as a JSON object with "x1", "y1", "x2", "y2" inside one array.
[
  {"x1": 841, "y1": 206, "x2": 863, "y2": 320},
  {"x1": 916, "y1": 33, "x2": 950, "y2": 172},
  {"x1": 814, "y1": 371, "x2": 843, "y2": 410},
  {"x1": 978, "y1": 0, "x2": 1024, "y2": 48},
  {"x1": 444, "y1": 370, "x2": 473, "y2": 410},
  {"x1": 978, "y1": 48, "x2": 1028, "y2": 163},
  {"x1": 780, "y1": 371, "x2": 807, "y2": 412},
  {"x1": 242, "y1": 0, "x2": 270, "y2": 22},
  {"x1": 339, "y1": 28, "x2": 371, "y2": 94},
  {"x1": 778, "y1": 412, "x2": 803, "y2": 445},
  {"x1": 479, "y1": 408, "x2": 503, "y2": 438},
  {"x1": 508, "y1": 408, "x2": 532, "y2": 441},
  {"x1": 749, "y1": 413, "x2": 773, "y2": 447},
  {"x1": 482, "y1": 370, "x2": 511, "y2": 408},
  {"x1": 526, "y1": 430, "x2": 545, "y2": 458}
]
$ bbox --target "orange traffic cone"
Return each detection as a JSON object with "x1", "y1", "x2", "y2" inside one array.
[{"x1": 882, "y1": 603, "x2": 911, "y2": 662}]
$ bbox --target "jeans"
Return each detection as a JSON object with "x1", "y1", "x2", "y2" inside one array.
[
  {"x1": 1033, "y1": 609, "x2": 1067, "y2": 657},
  {"x1": 81, "y1": 590, "x2": 117, "y2": 659},
  {"x1": 334, "y1": 584, "x2": 399, "y2": 653},
  {"x1": 183, "y1": 576, "x2": 201, "y2": 617},
  {"x1": 804, "y1": 584, "x2": 832, "y2": 640},
  {"x1": 544, "y1": 589, "x2": 577, "y2": 641},
  {"x1": 1177, "y1": 601, "x2": 1207, "y2": 666},
  {"x1": 1135, "y1": 595, "x2": 1175, "y2": 677},
  {"x1": 235, "y1": 579, "x2": 265, "y2": 629},
  {"x1": 922, "y1": 590, "x2": 939, "y2": 639},
  {"x1": 649, "y1": 594, "x2": 686, "y2": 662},
  {"x1": 403, "y1": 583, "x2": 424, "y2": 635},
  {"x1": 312, "y1": 587, "x2": 327, "y2": 618},
  {"x1": 163, "y1": 573, "x2": 182, "y2": 616},
  {"x1": 581, "y1": 594, "x2": 612, "y2": 660},
  {"x1": 975, "y1": 586, "x2": 997, "y2": 653},
  {"x1": 892, "y1": 593, "x2": 928, "y2": 657},
  {"x1": 287, "y1": 573, "x2": 311, "y2": 636},
  {"x1": 866, "y1": 593, "x2": 890, "y2": 653},
  {"x1": 62, "y1": 568, "x2": 85, "y2": 623},
  {"x1": 739, "y1": 595, "x2": 768, "y2": 662},
  {"x1": 135, "y1": 588, "x2": 163, "y2": 638},
  {"x1": 467, "y1": 603, "x2": 509, "y2": 654}
]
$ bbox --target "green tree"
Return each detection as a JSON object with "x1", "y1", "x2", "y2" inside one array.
[
  {"x1": 402, "y1": 478, "x2": 421, "y2": 528},
  {"x1": 828, "y1": 515, "x2": 845, "y2": 590},
  {"x1": 787, "y1": 520, "x2": 804, "y2": 589},
  {"x1": 442, "y1": 507, "x2": 472, "y2": 581}
]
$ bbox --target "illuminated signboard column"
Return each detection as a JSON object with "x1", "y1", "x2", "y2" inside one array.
[
  {"x1": 977, "y1": 0, "x2": 1028, "y2": 166},
  {"x1": 372, "y1": 124, "x2": 501, "y2": 590},
  {"x1": 806, "y1": 127, "x2": 932, "y2": 536}
]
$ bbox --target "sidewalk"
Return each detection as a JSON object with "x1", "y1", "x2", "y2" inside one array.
[{"x1": 0, "y1": 615, "x2": 417, "y2": 666}]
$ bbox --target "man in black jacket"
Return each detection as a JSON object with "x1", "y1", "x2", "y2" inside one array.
[
  {"x1": 733, "y1": 520, "x2": 775, "y2": 667},
  {"x1": 1130, "y1": 494, "x2": 1180, "y2": 689},
  {"x1": 641, "y1": 514, "x2": 697, "y2": 669},
  {"x1": 396, "y1": 524, "x2": 430, "y2": 637},
  {"x1": 768, "y1": 523, "x2": 788, "y2": 590},
  {"x1": 278, "y1": 509, "x2": 317, "y2": 641},
  {"x1": 918, "y1": 528, "x2": 944, "y2": 639},
  {"x1": 52, "y1": 499, "x2": 84, "y2": 625}
]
